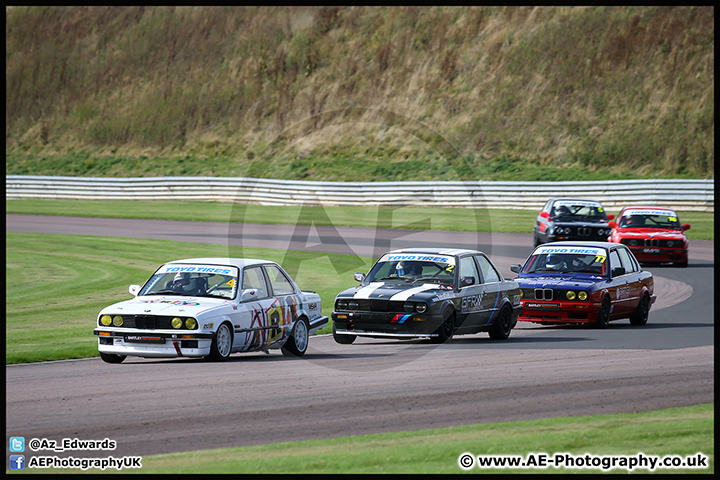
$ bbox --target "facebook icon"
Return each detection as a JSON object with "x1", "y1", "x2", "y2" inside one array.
[{"x1": 10, "y1": 454, "x2": 25, "y2": 470}]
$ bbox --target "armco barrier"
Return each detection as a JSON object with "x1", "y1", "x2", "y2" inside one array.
[{"x1": 5, "y1": 175, "x2": 714, "y2": 212}]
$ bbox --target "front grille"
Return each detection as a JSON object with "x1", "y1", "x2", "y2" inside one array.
[
  {"x1": 339, "y1": 299, "x2": 406, "y2": 312},
  {"x1": 534, "y1": 288, "x2": 553, "y2": 300},
  {"x1": 578, "y1": 227, "x2": 591, "y2": 236},
  {"x1": 622, "y1": 239, "x2": 682, "y2": 248},
  {"x1": 102, "y1": 315, "x2": 175, "y2": 329}
]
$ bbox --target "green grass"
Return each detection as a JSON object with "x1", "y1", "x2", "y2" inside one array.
[
  {"x1": 6, "y1": 199, "x2": 714, "y2": 240},
  {"x1": 6, "y1": 7, "x2": 714, "y2": 179},
  {"x1": 5, "y1": 232, "x2": 373, "y2": 364},
  {"x1": 82, "y1": 404, "x2": 712, "y2": 474}
]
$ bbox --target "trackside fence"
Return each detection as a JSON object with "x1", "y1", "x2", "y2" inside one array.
[{"x1": 5, "y1": 176, "x2": 714, "y2": 212}]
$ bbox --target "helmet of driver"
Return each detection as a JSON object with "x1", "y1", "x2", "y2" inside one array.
[
  {"x1": 174, "y1": 272, "x2": 197, "y2": 292},
  {"x1": 545, "y1": 254, "x2": 564, "y2": 270}
]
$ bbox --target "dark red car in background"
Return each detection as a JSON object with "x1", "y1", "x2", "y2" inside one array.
[{"x1": 608, "y1": 206, "x2": 690, "y2": 267}]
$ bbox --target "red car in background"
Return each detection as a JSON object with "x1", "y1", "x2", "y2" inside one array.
[{"x1": 608, "y1": 206, "x2": 690, "y2": 267}]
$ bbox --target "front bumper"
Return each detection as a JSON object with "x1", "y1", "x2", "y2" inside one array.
[
  {"x1": 94, "y1": 329, "x2": 214, "y2": 358},
  {"x1": 517, "y1": 300, "x2": 600, "y2": 324},
  {"x1": 627, "y1": 247, "x2": 688, "y2": 264},
  {"x1": 332, "y1": 311, "x2": 440, "y2": 338}
]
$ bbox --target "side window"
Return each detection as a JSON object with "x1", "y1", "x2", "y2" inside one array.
[
  {"x1": 459, "y1": 256, "x2": 479, "y2": 286},
  {"x1": 242, "y1": 266, "x2": 269, "y2": 298},
  {"x1": 617, "y1": 247, "x2": 638, "y2": 273},
  {"x1": 543, "y1": 201, "x2": 552, "y2": 214},
  {"x1": 476, "y1": 255, "x2": 501, "y2": 284},
  {"x1": 609, "y1": 250, "x2": 623, "y2": 275},
  {"x1": 265, "y1": 265, "x2": 295, "y2": 296}
]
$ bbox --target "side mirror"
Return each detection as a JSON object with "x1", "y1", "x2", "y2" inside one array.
[
  {"x1": 608, "y1": 221, "x2": 617, "y2": 229},
  {"x1": 612, "y1": 267, "x2": 626, "y2": 278},
  {"x1": 129, "y1": 285, "x2": 141, "y2": 296},
  {"x1": 539, "y1": 211, "x2": 550, "y2": 219},
  {"x1": 607, "y1": 214, "x2": 615, "y2": 220},
  {"x1": 241, "y1": 288, "x2": 259, "y2": 302},
  {"x1": 510, "y1": 264, "x2": 521, "y2": 273},
  {"x1": 354, "y1": 272, "x2": 366, "y2": 283},
  {"x1": 460, "y1": 276, "x2": 475, "y2": 287},
  {"x1": 682, "y1": 224, "x2": 691, "y2": 231}
]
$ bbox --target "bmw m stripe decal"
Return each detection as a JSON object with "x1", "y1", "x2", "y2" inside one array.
[{"x1": 391, "y1": 314, "x2": 412, "y2": 323}]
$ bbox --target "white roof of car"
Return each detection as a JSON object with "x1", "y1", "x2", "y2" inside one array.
[
  {"x1": 164, "y1": 258, "x2": 276, "y2": 268},
  {"x1": 385, "y1": 247, "x2": 483, "y2": 256}
]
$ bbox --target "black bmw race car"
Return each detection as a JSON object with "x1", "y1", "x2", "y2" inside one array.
[
  {"x1": 533, "y1": 197, "x2": 615, "y2": 247},
  {"x1": 331, "y1": 248, "x2": 522, "y2": 344}
]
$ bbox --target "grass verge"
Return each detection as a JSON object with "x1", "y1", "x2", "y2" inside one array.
[
  {"x1": 89, "y1": 404, "x2": 713, "y2": 474},
  {"x1": 6, "y1": 199, "x2": 714, "y2": 240}
]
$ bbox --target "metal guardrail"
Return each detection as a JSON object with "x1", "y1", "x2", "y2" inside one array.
[{"x1": 5, "y1": 175, "x2": 714, "y2": 211}]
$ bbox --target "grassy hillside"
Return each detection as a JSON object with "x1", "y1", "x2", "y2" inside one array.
[{"x1": 5, "y1": 6, "x2": 714, "y2": 181}]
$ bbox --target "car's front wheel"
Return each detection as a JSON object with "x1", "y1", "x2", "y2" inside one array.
[
  {"x1": 332, "y1": 322, "x2": 356, "y2": 344},
  {"x1": 629, "y1": 292, "x2": 650, "y2": 326},
  {"x1": 208, "y1": 322, "x2": 233, "y2": 361},
  {"x1": 489, "y1": 305, "x2": 513, "y2": 340},
  {"x1": 282, "y1": 317, "x2": 309, "y2": 357},
  {"x1": 595, "y1": 296, "x2": 611, "y2": 328},
  {"x1": 100, "y1": 352, "x2": 126, "y2": 364},
  {"x1": 431, "y1": 309, "x2": 455, "y2": 343}
]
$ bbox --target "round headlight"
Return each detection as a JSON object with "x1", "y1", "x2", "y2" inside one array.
[
  {"x1": 171, "y1": 317, "x2": 183, "y2": 329},
  {"x1": 403, "y1": 302, "x2": 415, "y2": 313},
  {"x1": 578, "y1": 291, "x2": 588, "y2": 301},
  {"x1": 348, "y1": 300, "x2": 359, "y2": 310},
  {"x1": 100, "y1": 315, "x2": 112, "y2": 326},
  {"x1": 415, "y1": 303, "x2": 428, "y2": 313},
  {"x1": 566, "y1": 291, "x2": 576, "y2": 300},
  {"x1": 336, "y1": 299, "x2": 348, "y2": 310},
  {"x1": 666, "y1": 241, "x2": 674, "y2": 247},
  {"x1": 185, "y1": 318, "x2": 197, "y2": 329},
  {"x1": 112, "y1": 315, "x2": 124, "y2": 326}
]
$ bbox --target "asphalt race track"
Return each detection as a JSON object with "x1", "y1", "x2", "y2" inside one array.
[{"x1": 5, "y1": 214, "x2": 715, "y2": 461}]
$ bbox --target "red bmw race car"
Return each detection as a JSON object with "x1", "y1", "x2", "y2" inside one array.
[{"x1": 608, "y1": 206, "x2": 690, "y2": 267}]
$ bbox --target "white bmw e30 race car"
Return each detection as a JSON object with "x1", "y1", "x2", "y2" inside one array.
[{"x1": 94, "y1": 258, "x2": 327, "y2": 363}]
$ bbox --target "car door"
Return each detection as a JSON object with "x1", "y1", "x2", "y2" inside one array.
[
  {"x1": 238, "y1": 265, "x2": 275, "y2": 352},
  {"x1": 475, "y1": 254, "x2": 503, "y2": 326},
  {"x1": 616, "y1": 246, "x2": 643, "y2": 313},
  {"x1": 456, "y1": 255, "x2": 487, "y2": 330},
  {"x1": 607, "y1": 249, "x2": 633, "y2": 318},
  {"x1": 263, "y1": 264, "x2": 299, "y2": 347}
]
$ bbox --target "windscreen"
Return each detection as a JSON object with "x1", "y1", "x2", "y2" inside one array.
[
  {"x1": 522, "y1": 246, "x2": 608, "y2": 275},
  {"x1": 618, "y1": 208, "x2": 682, "y2": 229},
  {"x1": 552, "y1": 200, "x2": 608, "y2": 221},
  {"x1": 138, "y1": 264, "x2": 240, "y2": 299},
  {"x1": 366, "y1": 253, "x2": 456, "y2": 286}
]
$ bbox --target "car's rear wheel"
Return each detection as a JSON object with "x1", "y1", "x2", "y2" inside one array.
[
  {"x1": 208, "y1": 322, "x2": 233, "y2": 361},
  {"x1": 332, "y1": 322, "x2": 356, "y2": 344},
  {"x1": 431, "y1": 309, "x2": 455, "y2": 343},
  {"x1": 629, "y1": 292, "x2": 650, "y2": 326},
  {"x1": 595, "y1": 296, "x2": 611, "y2": 328},
  {"x1": 100, "y1": 352, "x2": 126, "y2": 364},
  {"x1": 282, "y1": 317, "x2": 309, "y2": 357},
  {"x1": 489, "y1": 305, "x2": 513, "y2": 340}
]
